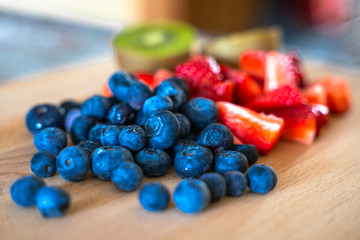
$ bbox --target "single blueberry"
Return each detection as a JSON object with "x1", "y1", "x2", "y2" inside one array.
[
  {"x1": 181, "y1": 98, "x2": 219, "y2": 130},
  {"x1": 100, "y1": 125, "x2": 123, "y2": 146},
  {"x1": 144, "y1": 110, "x2": 180, "y2": 149},
  {"x1": 232, "y1": 144, "x2": 259, "y2": 166},
  {"x1": 128, "y1": 83, "x2": 152, "y2": 110},
  {"x1": 174, "y1": 145, "x2": 213, "y2": 179},
  {"x1": 213, "y1": 150, "x2": 248, "y2": 175},
  {"x1": 92, "y1": 146, "x2": 134, "y2": 180},
  {"x1": 135, "y1": 148, "x2": 171, "y2": 177},
  {"x1": 108, "y1": 71, "x2": 139, "y2": 102},
  {"x1": 174, "y1": 113, "x2": 191, "y2": 138},
  {"x1": 26, "y1": 104, "x2": 64, "y2": 134},
  {"x1": 200, "y1": 172, "x2": 226, "y2": 202},
  {"x1": 173, "y1": 179, "x2": 210, "y2": 214},
  {"x1": 70, "y1": 116, "x2": 95, "y2": 144},
  {"x1": 88, "y1": 123, "x2": 108, "y2": 141},
  {"x1": 35, "y1": 186, "x2": 70, "y2": 218},
  {"x1": 224, "y1": 171, "x2": 248, "y2": 197},
  {"x1": 107, "y1": 102, "x2": 134, "y2": 125},
  {"x1": 154, "y1": 80, "x2": 186, "y2": 111},
  {"x1": 76, "y1": 140, "x2": 101, "y2": 155},
  {"x1": 64, "y1": 108, "x2": 81, "y2": 133},
  {"x1": 60, "y1": 100, "x2": 81, "y2": 114},
  {"x1": 197, "y1": 123, "x2": 234, "y2": 152},
  {"x1": 81, "y1": 95, "x2": 111, "y2": 120},
  {"x1": 118, "y1": 125, "x2": 147, "y2": 151},
  {"x1": 10, "y1": 176, "x2": 45, "y2": 207},
  {"x1": 33, "y1": 127, "x2": 67, "y2": 155},
  {"x1": 169, "y1": 139, "x2": 197, "y2": 159},
  {"x1": 56, "y1": 146, "x2": 90, "y2": 181},
  {"x1": 139, "y1": 182, "x2": 170, "y2": 212},
  {"x1": 246, "y1": 164, "x2": 277, "y2": 194},
  {"x1": 111, "y1": 161, "x2": 143, "y2": 192},
  {"x1": 163, "y1": 77, "x2": 189, "y2": 97},
  {"x1": 31, "y1": 151, "x2": 57, "y2": 178},
  {"x1": 142, "y1": 96, "x2": 173, "y2": 115}
]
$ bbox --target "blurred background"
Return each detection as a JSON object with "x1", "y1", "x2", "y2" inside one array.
[{"x1": 0, "y1": 0, "x2": 358, "y2": 81}]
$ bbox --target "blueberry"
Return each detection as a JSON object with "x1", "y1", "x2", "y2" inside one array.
[
  {"x1": 26, "y1": 104, "x2": 64, "y2": 134},
  {"x1": 175, "y1": 113, "x2": 191, "y2": 138},
  {"x1": 142, "y1": 96, "x2": 173, "y2": 115},
  {"x1": 118, "y1": 125, "x2": 147, "y2": 151},
  {"x1": 181, "y1": 98, "x2": 219, "y2": 130},
  {"x1": 35, "y1": 186, "x2": 70, "y2": 218},
  {"x1": 10, "y1": 176, "x2": 45, "y2": 207},
  {"x1": 232, "y1": 144, "x2": 259, "y2": 165},
  {"x1": 81, "y1": 95, "x2": 111, "y2": 121},
  {"x1": 60, "y1": 100, "x2": 81, "y2": 114},
  {"x1": 173, "y1": 179, "x2": 210, "y2": 214},
  {"x1": 135, "y1": 148, "x2": 171, "y2": 177},
  {"x1": 31, "y1": 151, "x2": 57, "y2": 177},
  {"x1": 163, "y1": 77, "x2": 189, "y2": 97},
  {"x1": 76, "y1": 140, "x2": 101, "y2": 155},
  {"x1": 111, "y1": 161, "x2": 143, "y2": 192},
  {"x1": 64, "y1": 108, "x2": 81, "y2": 133},
  {"x1": 213, "y1": 150, "x2": 248, "y2": 175},
  {"x1": 56, "y1": 146, "x2": 90, "y2": 181},
  {"x1": 224, "y1": 171, "x2": 247, "y2": 197},
  {"x1": 139, "y1": 182, "x2": 170, "y2": 212},
  {"x1": 169, "y1": 139, "x2": 197, "y2": 158},
  {"x1": 197, "y1": 123, "x2": 234, "y2": 152},
  {"x1": 174, "y1": 145, "x2": 213, "y2": 179},
  {"x1": 108, "y1": 71, "x2": 139, "y2": 102},
  {"x1": 200, "y1": 172, "x2": 226, "y2": 202},
  {"x1": 70, "y1": 116, "x2": 95, "y2": 144},
  {"x1": 100, "y1": 125, "x2": 122, "y2": 146},
  {"x1": 128, "y1": 83, "x2": 152, "y2": 110},
  {"x1": 246, "y1": 164, "x2": 277, "y2": 194},
  {"x1": 144, "y1": 110, "x2": 180, "y2": 149},
  {"x1": 134, "y1": 110, "x2": 146, "y2": 126},
  {"x1": 91, "y1": 146, "x2": 134, "y2": 180},
  {"x1": 88, "y1": 123, "x2": 108, "y2": 141},
  {"x1": 154, "y1": 80, "x2": 186, "y2": 110},
  {"x1": 33, "y1": 127, "x2": 67, "y2": 155},
  {"x1": 107, "y1": 102, "x2": 133, "y2": 125}
]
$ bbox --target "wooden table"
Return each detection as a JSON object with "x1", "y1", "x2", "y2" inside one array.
[{"x1": 0, "y1": 60, "x2": 359, "y2": 240}]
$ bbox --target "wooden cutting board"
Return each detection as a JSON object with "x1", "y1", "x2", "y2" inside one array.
[{"x1": 0, "y1": 60, "x2": 359, "y2": 240}]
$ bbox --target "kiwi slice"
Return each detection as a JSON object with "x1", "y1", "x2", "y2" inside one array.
[
  {"x1": 113, "y1": 21, "x2": 196, "y2": 72},
  {"x1": 203, "y1": 26, "x2": 283, "y2": 66}
]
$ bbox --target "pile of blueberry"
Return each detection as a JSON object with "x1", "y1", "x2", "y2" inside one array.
[{"x1": 10, "y1": 71, "x2": 277, "y2": 217}]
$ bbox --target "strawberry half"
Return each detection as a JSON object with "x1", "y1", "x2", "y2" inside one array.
[
  {"x1": 231, "y1": 70, "x2": 263, "y2": 105},
  {"x1": 217, "y1": 101, "x2": 284, "y2": 155},
  {"x1": 304, "y1": 82, "x2": 328, "y2": 106},
  {"x1": 320, "y1": 76, "x2": 351, "y2": 114},
  {"x1": 245, "y1": 85, "x2": 307, "y2": 112},
  {"x1": 268, "y1": 104, "x2": 316, "y2": 144},
  {"x1": 239, "y1": 50, "x2": 266, "y2": 80}
]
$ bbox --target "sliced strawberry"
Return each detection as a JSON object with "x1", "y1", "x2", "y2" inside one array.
[
  {"x1": 239, "y1": 50, "x2": 266, "y2": 80},
  {"x1": 219, "y1": 64, "x2": 232, "y2": 79},
  {"x1": 264, "y1": 51, "x2": 298, "y2": 92},
  {"x1": 133, "y1": 72, "x2": 156, "y2": 89},
  {"x1": 191, "y1": 80, "x2": 235, "y2": 102},
  {"x1": 268, "y1": 105, "x2": 316, "y2": 144},
  {"x1": 153, "y1": 68, "x2": 174, "y2": 86},
  {"x1": 287, "y1": 51, "x2": 306, "y2": 88},
  {"x1": 320, "y1": 76, "x2": 351, "y2": 114},
  {"x1": 304, "y1": 83, "x2": 328, "y2": 106},
  {"x1": 310, "y1": 104, "x2": 329, "y2": 137},
  {"x1": 216, "y1": 101, "x2": 284, "y2": 155},
  {"x1": 245, "y1": 85, "x2": 307, "y2": 111},
  {"x1": 101, "y1": 83, "x2": 113, "y2": 98},
  {"x1": 231, "y1": 71, "x2": 263, "y2": 105}
]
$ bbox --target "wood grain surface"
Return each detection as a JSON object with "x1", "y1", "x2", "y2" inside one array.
[{"x1": 0, "y1": 60, "x2": 359, "y2": 240}]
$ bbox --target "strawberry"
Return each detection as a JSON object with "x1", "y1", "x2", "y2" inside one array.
[
  {"x1": 320, "y1": 76, "x2": 351, "y2": 114},
  {"x1": 268, "y1": 104, "x2": 316, "y2": 144},
  {"x1": 231, "y1": 70, "x2": 262, "y2": 105},
  {"x1": 287, "y1": 51, "x2": 306, "y2": 88},
  {"x1": 233, "y1": 135, "x2": 243, "y2": 145},
  {"x1": 245, "y1": 85, "x2": 307, "y2": 112},
  {"x1": 310, "y1": 104, "x2": 329, "y2": 137},
  {"x1": 133, "y1": 72, "x2": 156, "y2": 89},
  {"x1": 239, "y1": 50, "x2": 266, "y2": 80},
  {"x1": 216, "y1": 101, "x2": 284, "y2": 155},
  {"x1": 191, "y1": 80, "x2": 235, "y2": 102},
  {"x1": 101, "y1": 83, "x2": 113, "y2": 98},
  {"x1": 303, "y1": 83, "x2": 328, "y2": 106},
  {"x1": 264, "y1": 51, "x2": 298, "y2": 92},
  {"x1": 153, "y1": 68, "x2": 174, "y2": 86}
]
